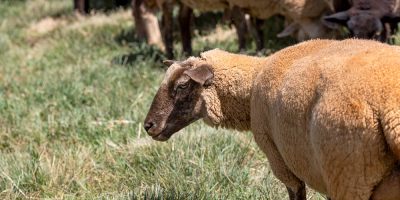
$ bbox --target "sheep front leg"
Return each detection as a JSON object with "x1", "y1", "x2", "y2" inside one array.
[
  {"x1": 178, "y1": 3, "x2": 193, "y2": 56},
  {"x1": 253, "y1": 133, "x2": 306, "y2": 200},
  {"x1": 251, "y1": 18, "x2": 265, "y2": 52},
  {"x1": 383, "y1": 22, "x2": 394, "y2": 44},
  {"x1": 287, "y1": 182, "x2": 306, "y2": 200},
  {"x1": 161, "y1": 2, "x2": 174, "y2": 59},
  {"x1": 74, "y1": 0, "x2": 90, "y2": 14},
  {"x1": 132, "y1": 0, "x2": 165, "y2": 51},
  {"x1": 132, "y1": 0, "x2": 146, "y2": 39},
  {"x1": 370, "y1": 166, "x2": 400, "y2": 200}
]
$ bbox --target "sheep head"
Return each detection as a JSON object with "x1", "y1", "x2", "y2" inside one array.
[
  {"x1": 323, "y1": 10, "x2": 385, "y2": 40},
  {"x1": 144, "y1": 60, "x2": 214, "y2": 141},
  {"x1": 323, "y1": 1, "x2": 399, "y2": 41}
]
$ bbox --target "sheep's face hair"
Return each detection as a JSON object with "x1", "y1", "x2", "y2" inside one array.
[
  {"x1": 144, "y1": 60, "x2": 213, "y2": 141},
  {"x1": 347, "y1": 13, "x2": 383, "y2": 39},
  {"x1": 323, "y1": 11, "x2": 384, "y2": 40}
]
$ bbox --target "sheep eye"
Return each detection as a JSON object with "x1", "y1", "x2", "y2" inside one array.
[{"x1": 177, "y1": 83, "x2": 189, "y2": 90}]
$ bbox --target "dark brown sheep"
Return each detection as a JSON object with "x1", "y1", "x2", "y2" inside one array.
[{"x1": 323, "y1": 0, "x2": 400, "y2": 42}]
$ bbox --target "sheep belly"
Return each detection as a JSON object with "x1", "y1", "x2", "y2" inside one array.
[{"x1": 181, "y1": 0, "x2": 226, "y2": 11}]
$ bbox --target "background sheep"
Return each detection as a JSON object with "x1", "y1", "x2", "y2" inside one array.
[
  {"x1": 132, "y1": 0, "x2": 340, "y2": 59},
  {"x1": 132, "y1": 0, "x2": 260, "y2": 59},
  {"x1": 323, "y1": 0, "x2": 400, "y2": 42},
  {"x1": 230, "y1": 0, "x2": 337, "y2": 40},
  {"x1": 144, "y1": 39, "x2": 400, "y2": 200}
]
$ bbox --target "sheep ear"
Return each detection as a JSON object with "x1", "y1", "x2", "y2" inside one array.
[
  {"x1": 382, "y1": 15, "x2": 400, "y2": 23},
  {"x1": 184, "y1": 64, "x2": 214, "y2": 87},
  {"x1": 163, "y1": 60, "x2": 175, "y2": 67},
  {"x1": 323, "y1": 11, "x2": 349, "y2": 26},
  {"x1": 277, "y1": 23, "x2": 299, "y2": 38}
]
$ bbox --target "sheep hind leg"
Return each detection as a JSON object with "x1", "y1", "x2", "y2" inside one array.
[
  {"x1": 310, "y1": 99, "x2": 394, "y2": 200},
  {"x1": 370, "y1": 166, "x2": 400, "y2": 200},
  {"x1": 381, "y1": 109, "x2": 400, "y2": 159},
  {"x1": 371, "y1": 109, "x2": 400, "y2": 200}
]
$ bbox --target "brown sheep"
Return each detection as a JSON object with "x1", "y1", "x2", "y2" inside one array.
[
  {"x1": 228, "y1": 0, "x2": 338, "y2": 40},
  {"x1": 144, "y1": 39, "x2": 400, "y2": 200}
]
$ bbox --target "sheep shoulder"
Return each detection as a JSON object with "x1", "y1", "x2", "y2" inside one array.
[{"x1": 199, "y1": 49, "x2": 266, "y2": 130}]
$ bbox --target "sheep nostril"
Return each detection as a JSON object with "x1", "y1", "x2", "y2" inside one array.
[{"x1": 144, "y1": 121, "x2": 155, "y2": 132}]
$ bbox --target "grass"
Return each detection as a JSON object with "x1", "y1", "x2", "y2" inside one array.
[{"x1": 0, "y1": 0, "x2": 326, "y2": 199}]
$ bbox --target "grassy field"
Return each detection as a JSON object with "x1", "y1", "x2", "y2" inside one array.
[{"x1": 0, "y1": 0, "x2": 330, "y2": 199}]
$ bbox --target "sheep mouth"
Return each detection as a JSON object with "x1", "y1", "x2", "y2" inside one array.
[
  {"x1": 151, "y1": 132, "x2": 171, "y2": 141},
  {"x1": 151, "y1": 122, "x2": 190, "y2": 141},
  {"x1": 150, "y1": 118, "x2": 201, "y2": 142},
  {"x1": 150, "y1": 125, "x2": 177, "y2": 142}
]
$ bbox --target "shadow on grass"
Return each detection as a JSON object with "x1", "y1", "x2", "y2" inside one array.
[
  {"x1": 130, "y1": 187, "x2": 205, "y2": 200},
  {"x1": 111, "y1": 45, "x2": 165, "y2": 68},
  {"x1": 194, "y1": 11, "x2": 225, "y2": 36},
  {"x1": 260, "y1": 15, "x2": 297, "y2": 53},
  {"x1": 114, "y1": 27, "x2": 142, "y2": 45},
  {"x1": 112, "y1": 28, "x2": 166, "y2": 67},
  {"x1": 88, "y1": 0, "x2": 131, "y2": 13},
  {"x1": 43, "y1": 0, "x2": 132, "y2": 21}
]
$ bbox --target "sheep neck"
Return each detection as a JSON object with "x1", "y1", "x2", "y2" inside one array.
[{"x1": 200, "y1": 51, "x2": 265, "y2": 131}]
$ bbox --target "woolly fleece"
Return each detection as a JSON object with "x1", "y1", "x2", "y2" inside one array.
[{"x1": 195, "y1": 39, "x2": 400, "y2": 199}]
